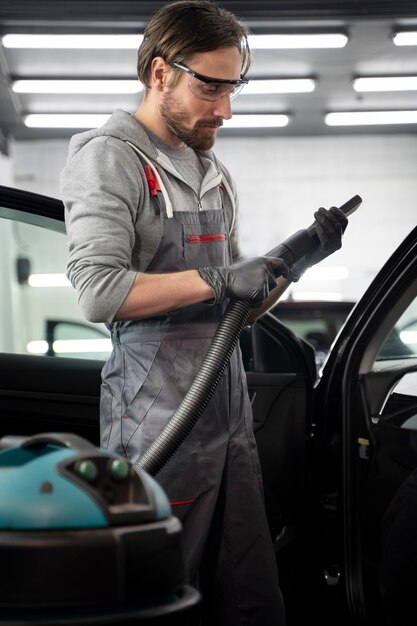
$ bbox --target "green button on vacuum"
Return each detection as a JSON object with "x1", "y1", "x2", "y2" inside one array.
[
  {"x1": 110, "y1": 459, "x2": 130, "y2": 479},
  {"x1": 77, "y1": 460, "x2": 98, "y2": 482}
]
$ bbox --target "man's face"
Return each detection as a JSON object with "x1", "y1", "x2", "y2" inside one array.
[{"x1": 159, "y1": 46, "x2": 242, "y2": 151}]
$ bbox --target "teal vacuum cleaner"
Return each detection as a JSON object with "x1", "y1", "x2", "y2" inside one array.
[{"x1": 0, "y1": 432, "x2": 200, "y2": 625}]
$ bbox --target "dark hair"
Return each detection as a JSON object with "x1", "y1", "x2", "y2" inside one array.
[{"x1": 137, "y1": 0, "x2": 251, "y2": 88}]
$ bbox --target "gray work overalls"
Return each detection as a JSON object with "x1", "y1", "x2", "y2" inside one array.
[{"x1": 100, "y1": 151, "x2": 286, "y2": 626}]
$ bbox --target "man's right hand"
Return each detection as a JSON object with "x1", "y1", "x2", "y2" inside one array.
[
  {"x1": 288, "y1": 207, "x2": 348, "y2": 282},
  {"x1": 198, "y1": 256, "x2": 289, "y2": 305}
]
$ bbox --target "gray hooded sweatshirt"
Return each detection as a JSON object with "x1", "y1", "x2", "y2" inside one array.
[{"x1": 60, "y1": 109, "x2": 242, "y2": 323}]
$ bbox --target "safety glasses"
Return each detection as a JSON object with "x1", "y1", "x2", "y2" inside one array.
[{"x1": 171, "y1": 62, "x2": 248, "y2": 101}]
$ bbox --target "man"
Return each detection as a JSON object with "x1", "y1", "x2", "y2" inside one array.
[{"x1": 61, "y1": 2, "x2": 347, "y2": 624}]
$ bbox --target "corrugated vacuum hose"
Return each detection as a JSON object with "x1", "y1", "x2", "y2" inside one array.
[{"x1": 138, "y1": 195, "x2": 362, "y2": 477}]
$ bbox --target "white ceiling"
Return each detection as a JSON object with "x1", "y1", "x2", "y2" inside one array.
[{"x1": 0, "y1": 1, "x2": 417, "y2": 149}]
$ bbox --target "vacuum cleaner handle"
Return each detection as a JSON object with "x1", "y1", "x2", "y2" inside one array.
[
  {"x1": 138, "y1": 195, "x2": 362, "y2": 477},
  {"x1": 0, "y1": 432, "x2": 97, "y2": 452},
  {"x1": 266, "y1": 194, "x2": 362, "y2": 271},
  {"x1": 331, "y1": 194, "x2": 362, "y2": 217}
]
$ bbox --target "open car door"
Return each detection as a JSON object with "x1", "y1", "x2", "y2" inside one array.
[{"x1": 309, "y1": 225, "x2": 417, "y2": 626}]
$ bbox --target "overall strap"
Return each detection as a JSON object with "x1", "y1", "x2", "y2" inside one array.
[
  {"x1": 219, "y1": 173, "x2": 236, "y2": 235},
  {"x1": 210, "y1": 154, "x2": 236, "y2": 237},
  {"x1": 125, "y1": 140, "x2": 173, "y2": 218}
]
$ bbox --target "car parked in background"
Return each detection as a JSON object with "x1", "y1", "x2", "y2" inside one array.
[
  {"x1": 271, "y1": 299, "x2": 356, "y2": 370},
  {"x1": 1, "y1": 184, "x2": 417, "y2": 626}
]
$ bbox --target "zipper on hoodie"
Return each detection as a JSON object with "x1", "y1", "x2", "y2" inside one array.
[{"x1": 156, "y1": 152, "x2": 221, "y2": 214}]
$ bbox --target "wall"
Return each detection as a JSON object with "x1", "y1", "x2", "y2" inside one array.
[
  {"x1": 11, "y1": 139, "x2": 66, "y2": 198},
  {"x1": 215, "y1": 134, "x2": 417, "y2": 301}
]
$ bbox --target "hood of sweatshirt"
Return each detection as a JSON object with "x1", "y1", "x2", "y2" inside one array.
[
  {"x1": 65, "y1": 109, "x2": 161, "y2": 163},
  {"x1": 65, "y1": 108, "x2": 225, "y2": 188}
]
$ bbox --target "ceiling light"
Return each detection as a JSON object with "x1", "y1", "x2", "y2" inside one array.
[
  {"x1": 303, "y1": 266, "x2": 349, "y2": 280},
  {"x1": 325, "y1": 110, "x2": 417, "y2": 126},
  {"x1": 25, "y1": 113, "x2": 290, "y2": 129},
  {"x1": 28, "y1": 273, "x2": 72, "y2": 286},
  {"x1": 242, "y1": 78, "x2": 315, "y2": 95},
  {"x1": 353, "y1": 77, "x2": 417, "y2": 92},
  {"x1": 393, "y1": 32, "x2": 417, "y2": 46},
  {"x1": 248, "y1": 33, "x2": 347, "y2": 49},
  {"x1": 2, "y1": 32, "x2": 347, "y2": 50},
  {"x1": 223, "y1": 114, "x2": 290, "y2": 128},
  {"x1": 14, "y1": 78, "x2": 312, "y2": 96},
  {"x1": 290, "y1": 291, "x2": 344, "y2": 301},
  {"x1": 399, "y1": 331, "x2": 417, "y2": 346},
  {"x1": 52, "y1": 339, "x2": 112, "y2": 354},
  {"x1": 2, "y1": 34, "x2": 143, "y2": 49},
  {"x1": 26, "y1": 338, "x2": 112, "y2": 354},
  {"x1": 25, "y1": 114, "x2": 111, "y2": 128},
  {"x1": 13, "y1": 79, "x2": 143, "y2": 94},
  {"x1": 26, "y1": 340, "x2": 49, "y2": 354}
]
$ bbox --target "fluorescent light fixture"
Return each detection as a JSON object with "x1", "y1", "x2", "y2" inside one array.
[
  {"x1": 28, "y1": 273, "x2": 72, "y2": 287},
  {"x1": 242, "y1": 78, "x2": 315, "y2": 95},
  {"x1": 393, "y1": 32, "x2": 417, "y2": 46},
  {"x1": 248, "y1": 33, "x2": 347, "y2": 49},
  {"x1": 27, "y1": 340, "x2": 49, "y2": 354},
  {"x1": 353, "y1": 76, "x2": 417, "y2": 92},
  {"x1": 303, "y1": 266, "x2": 349, "y2": 280},
  {"x1": 13, "y1": 79, "x2": 143, "y2": 94},
  {"x1": 52, "y1": 339, "x2": 112, "y2": 353},
  {"x1": 399, "y1": 330, "x2": 417, "y2": 345},
  {"x1": 325, "y1": 110, "x2": 417, "y2": 126},
  {"x1": 26, "y1": 338, "x2": 112, "y2": 354},
  {"x1": 25, "y1": 113, "x2": 289, "y2": 129},
  {"x1": 25, "y1": 114, "x2": 111, "y2": 128},
  {"x1": 291, "y1": 291, "x2": 344, "y2": 301},
  {"x1": 15, "y1": 78, "x2": 311, "y2": 96},
  {"x1": 223, "y1": 114, "x2": 289, "y2": 128},
  {"x1": 2, "y1": 34, "x2": 143, "y2": 49},
  {"x1": 3, "y1": 32, "x2": 346, "y2": 50}
]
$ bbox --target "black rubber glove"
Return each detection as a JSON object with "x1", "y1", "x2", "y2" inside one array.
[
  {"x1": 198, "y1": 256, "x2": 289, "y2": 305},
  {"x1": 288, "y1": 207, "x2": 348, "y2": 282}
]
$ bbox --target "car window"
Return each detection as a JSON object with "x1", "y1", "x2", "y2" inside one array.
[
  {"x1": 377, "y1": 300, "x2": 417, "y2": 360},
  {"x1": 277, "y1": 319, "x2": 329, "y2": 344},
  {"x1": 272, "y1": 301, "x2": 355, "y2": 370},
  {"x1": 0, "y1": 210, "x2": 111, "y2": 360}
]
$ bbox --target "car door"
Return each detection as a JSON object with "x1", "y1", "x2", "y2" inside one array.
[{"x1": 308, "y1": 225, "x2": 417, "y2": 626}]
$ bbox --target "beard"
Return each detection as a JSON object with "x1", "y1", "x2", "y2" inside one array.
[{"x1": 159, "y1": 91, "x2": 223, "y2": 151}]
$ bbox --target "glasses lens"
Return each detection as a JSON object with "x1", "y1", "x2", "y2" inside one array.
[
  {"x1": 229, "y1": 82, "x2": 246, "y2": 100},
  {"x1": 189, "y1": 76, "x2": 236, "y2": 101}
]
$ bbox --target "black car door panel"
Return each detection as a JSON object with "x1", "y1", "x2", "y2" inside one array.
[
  {"x1": 0, "y1": 353, "x2": 102, "y2": 444},
  {"x1": 250, "y1": 371, "x2": 309, "y2": 539},
  {"x1": 360, "y1": 363, "x2": 417, "y2": 420}
]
